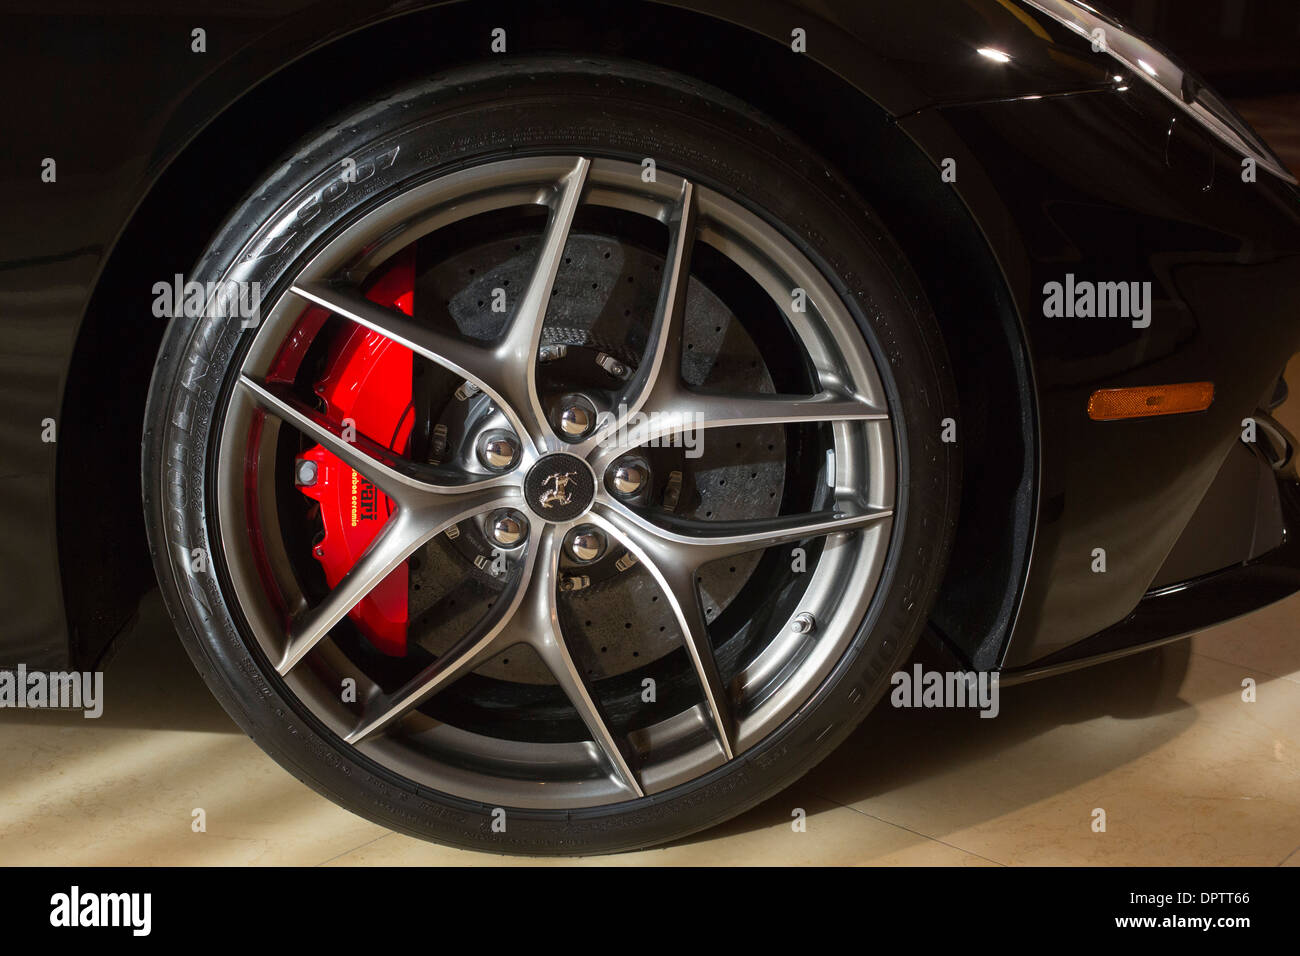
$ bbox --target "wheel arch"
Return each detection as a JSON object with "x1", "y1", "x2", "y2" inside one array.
[{"x1": 58, "y1": 0, "x2": 1037, "y2": 670}]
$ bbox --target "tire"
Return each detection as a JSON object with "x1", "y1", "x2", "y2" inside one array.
[{"x1": 142, "y1": 56, "x2": 960, "y2": 855}]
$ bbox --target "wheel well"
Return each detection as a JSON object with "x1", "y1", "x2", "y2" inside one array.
[{"x1": 59, "y1": 0, "x2": 1034, "y2": 669}]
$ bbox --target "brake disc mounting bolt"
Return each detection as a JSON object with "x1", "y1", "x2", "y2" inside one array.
[{"x1": 596, "y1": 352, "x2": 630, "y2": 380}]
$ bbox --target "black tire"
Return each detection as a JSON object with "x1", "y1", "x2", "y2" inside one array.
[{"x1": 142, "y1": 57, "x2": 960, "y2": 854}]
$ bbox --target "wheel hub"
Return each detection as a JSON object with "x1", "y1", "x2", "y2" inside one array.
[{"x1": 523, "y1": 453, "x2": 596, "y2": 522}]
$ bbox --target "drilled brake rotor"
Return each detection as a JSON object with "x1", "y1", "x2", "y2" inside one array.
[{"x1": 408, "y1": 232, "x2": 785, "y2": 682}]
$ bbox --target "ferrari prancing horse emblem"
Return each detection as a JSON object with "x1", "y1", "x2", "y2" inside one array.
[{"x1": 539, "y1": 471, "x2": 579, "y2": 509}]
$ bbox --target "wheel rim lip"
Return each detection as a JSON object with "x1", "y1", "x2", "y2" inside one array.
[{"x1": 211, "y1": 154, "x2": 898, "y2": 809}]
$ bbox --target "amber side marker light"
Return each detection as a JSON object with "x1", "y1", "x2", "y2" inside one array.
[{"x1": 1087, "y1": 382, "x2": 1215, "y2": 421}]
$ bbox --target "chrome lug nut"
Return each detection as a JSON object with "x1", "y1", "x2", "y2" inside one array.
[
  {"x1": 609, "y1": 459, "x2": 649, "y2": 497},
  {"x1": 791, "y1": 612, "x2": 816, "y2": 635},
  {"x1": 477, "y1": 431, "x2": 520, "y2": 472},
  {"x1": 489, "y1": 510, "x2": 528, "y2": 549},
  {"x1": 567, "y1": 526, "x2": 606, "y2": 563},
  {"x1": 559, "y1": 405, "x2": 592, "y2": 436},
  {"x1": 555, "y1": 394, "x2": 597, "y2": 439}
]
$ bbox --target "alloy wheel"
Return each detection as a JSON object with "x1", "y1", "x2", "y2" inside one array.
[{"x1": 213, "y1": 155, "x2": 898, "y2": 808}]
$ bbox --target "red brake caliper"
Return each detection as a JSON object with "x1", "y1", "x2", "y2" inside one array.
[{"x1": 294, "y1": 254, "x2": 416, "y2": 656}]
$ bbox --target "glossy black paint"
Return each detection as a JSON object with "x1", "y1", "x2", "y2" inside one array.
[
  {"x1": 903, "y1": 78, "x2": 1300, "y2": 667},
  {"x1": 1101, "y1": 0, "x2": 1300, "y2": 96},
  {"x1": 1002, "y1": 477, "x2": 1300, "y2": 685},
  {"x1": 1, "y1": 0, "x2": 1298, "y2": 675}
]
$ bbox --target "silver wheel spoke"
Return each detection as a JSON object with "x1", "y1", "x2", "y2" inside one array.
[
  {"x1": 587, "y1": 498, "x2": 890, "y2": 756},
  {"x1": 237, "y1": 375, "x2": 510, "y2": 501},
  {"x1": 350, "y1": 522, "x2": 647, "y2": 791},
  {"x1": 672, "y1": 388, "x2": 885, "y2": 431},
  {"x1": 577, "y1": 179, "x2": 696, "y2": 459},
  {"x1": 595, "y1": 498, "x2": 892, "y2": 565},
  {"x1": 289, "y1": 280, "x2": 511, "y2": 411},
  {"x1": 593, "y1": 389, "x2": 885, "y2": 465},
  {"x1": 506, "y1": 526, "x2": 643, "y2": 795},
  {"x1": 278, "y1": 511, "x2": 424, "y2": 674},
  {"x1": 277, "y1": 487, "x2": 514, "y2": 674},
  {"x1": 495, "y1": 157, "x2": 591, "y2": 449},
  {"x1": 585, "y1": 511, "x2": 737, "y2": 758},
  {"x1": 573, "y1": 176, "x2": 884, "y2": 463},
  {"x1": 345, "y1": 545, "x2": 541, "y2": 744}
]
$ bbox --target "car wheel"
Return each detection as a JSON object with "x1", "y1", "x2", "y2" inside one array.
[{"x1": 141, "y1": 57, "x2": 959, "y2": 854}]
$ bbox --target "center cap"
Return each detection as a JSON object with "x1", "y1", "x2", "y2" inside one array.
[{"x1": 523, "y1": 453, "x2": 596, "y2": 522}]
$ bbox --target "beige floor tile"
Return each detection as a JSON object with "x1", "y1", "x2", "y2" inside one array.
[
  {"x1": 804, "y1": 640, "x2": 1300, "y2": 866},
  {"x1": 321, "y1": 792, "x2": 997, "y2": 867},
  {"x1": 1191, "y1": 594, "x2": 1300, "y2": 686},
  {"x1": 0, "y1": 595, "x2": 386, "y2": 866}
]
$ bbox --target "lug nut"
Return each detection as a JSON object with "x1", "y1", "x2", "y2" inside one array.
[
  {"x1": 567, "y1": 526, "x2": 606, "y2": 563},
  {"x1": 477, "y1": 431, "x2": 520, "y2": 472},
  {"x1": 555, "y1": 394, "x2": 597, "y2": 439},
  {"x1": 489, "y1": 509, "x2": 528, "y2": 549},
  {"x1": 558, "y1": 405, "x2": 593, "y2": 437},
  {"x1": 791, "y1": 612, "x2": 816, "y2": 635},
  {"x1": 609, "y1": 459, "x2": 648, "y2": 497}
]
